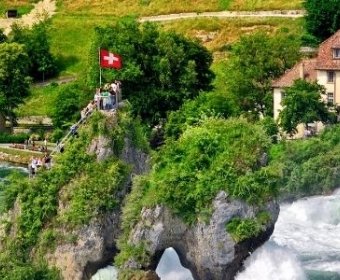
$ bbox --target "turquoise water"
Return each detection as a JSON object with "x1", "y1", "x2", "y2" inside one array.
[{"x1": 0, "y1": 162, "x2": 28, "y2": 181}]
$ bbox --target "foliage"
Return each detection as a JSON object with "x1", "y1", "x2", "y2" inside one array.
[
  {"x1": 165, "y1": 91, "x2": 236, "y2": 139},
  {"x1": 258, "y1": 116, "x2": 279, "y2": 143},
  {"x1": 279, "y1": 79, "x2": 335, "y2": 135},
  {"x1": 9, "y1": 21, "x2": 58, "y2": 81},
  {"x1": 116, "y1": 117, "x2": 278, "y2": 266},
  {"x1": 50, "y1": 128, "x2": 64, "y2": 143},
  {"x1": 225, "y1": 31, "x2": 300, "y2": 117},
  {"x1": 0, "y1": 30, "x2": 6, "y2": 43},
  {"x1": 0, "y1": 172, "x2": 27, "y2": 214},
  {"x1": 0, "y1": 132, "x2": 28, "y2": 143},
  {"x1": 226, "y1": 218, "x2": 261, "y2": 242},
  {"x1": 0, "y1": 110, "x2": 143, "y2": 279},
  {"x1": 60, "y1": 159, "x2": 129, "y2": 226},
  {"x1": 269, "y1": 125, "x2": 340, "y2": 198},
  {"x1": 87, "y1": 17, "x2": 214, "y2": 125},
  {"x1": 303, "y1": 0, "x2": 340, "y2": 42},
  {"x1": 0, "y1": 257, "x2": 60, "y2": 280},
  {"x1": 51, "y1": 82, "x2": 92, "y2": 128},
  {"x1": 0, "y1": 42, "x2": 31, "y2": 129},
  {"x1": 226, "y1": 211, "x2": 270, "y2": 242}
]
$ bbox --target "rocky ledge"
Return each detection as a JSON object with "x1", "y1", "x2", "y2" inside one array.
[{"x1": 125, "y1": 192, "x2": 279, "y2": 280}]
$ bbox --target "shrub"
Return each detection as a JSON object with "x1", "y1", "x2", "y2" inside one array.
[{"x1": 0, "y1": 132, "x2": 28, "y2": 143}]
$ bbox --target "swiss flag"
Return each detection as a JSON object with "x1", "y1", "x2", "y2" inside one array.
[{"x1": 100, "y1": 49, "x2": 122, "y2": 69}]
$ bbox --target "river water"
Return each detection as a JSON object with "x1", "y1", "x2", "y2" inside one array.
[
  {"x1": 93, "y1": 189, "x2": 340, "y2": 280},
  {"x1": 0, "y1": 162, "x2": 28, "y2": 181}
]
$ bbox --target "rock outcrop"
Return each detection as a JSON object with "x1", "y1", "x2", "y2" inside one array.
[
  {"x1": 127, "y1": 192, "x2": 279, "y2": 280},
  {"x1": 47, "y1": 132, "x2": 149, "y2": 280}
]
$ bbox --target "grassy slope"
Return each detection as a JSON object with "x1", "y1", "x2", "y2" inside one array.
[
  {"x1": 17, "y1": 0, "x2": 304, "y2": 117},
  {"x1": 57, "y1": 0, "x2": 302, "y2": 16}
]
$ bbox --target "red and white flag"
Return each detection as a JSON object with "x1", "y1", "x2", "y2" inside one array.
[{"x1": 100, "y1": 49, "x2": 122, "y2": 69}]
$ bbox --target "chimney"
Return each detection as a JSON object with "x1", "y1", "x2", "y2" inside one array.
[{"x1": 299, "y1": 61, "x2": 305, "y2": 79}]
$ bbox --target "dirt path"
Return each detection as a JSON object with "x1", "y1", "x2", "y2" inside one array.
[
  {"x1": 0, "y1": 0, "x2": 56, "y2": 35},
  {"x1": 139, "y1": 9, "x2": 305, "y2": 22}
]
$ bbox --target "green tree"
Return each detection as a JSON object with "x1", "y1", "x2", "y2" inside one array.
[
  {"x1": 279, "y1": 79, "x2": 335, "y2": 135},
  {"x1": 0, "y1": 43, "x2": 31, "y2": 131},
  {"x1": 51, "y1": 83, "x2": 91, "y2": 129},
  {"x1": 226, "y1": 32, "x2": 300, "y2": 118},
  {"x1": 87, "y1": 17, "x2": 214, "y2": 125},
  {"x1": 165, "y1": 91, "x2": 235, "y2": 139},
  {"x1": 304, "y1": 0, "x2": 340, "y2": 42},
  {"x1": 9, "y1": 21, "x2": 57, "y2": 81},
  {"x1": 0, "y1": 29, "x2": 6, "y2": 43}
]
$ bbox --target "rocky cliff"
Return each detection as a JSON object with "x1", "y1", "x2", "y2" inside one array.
[
  {"x1": 46, "y1": 114, "x2": 149, "y2": 280},
  {"x1": 124, "y1": 192, "x2": 279, "y2": 280}
]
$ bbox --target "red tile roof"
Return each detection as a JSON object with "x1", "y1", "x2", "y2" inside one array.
[
  {"x1": 316, "y1": 29, "x2": 340, "y2": 70},
  {"x1": 272, "y1": 58, "x2": 317, "y2": 88}
]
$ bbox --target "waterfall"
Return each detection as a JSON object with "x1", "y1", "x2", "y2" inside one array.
[
  {"x1": 237, "y1": 190, "x2": 340, "y2": 280},
  {"x1": 92, "y1": 190, "x2": 340, "y2": 280}
]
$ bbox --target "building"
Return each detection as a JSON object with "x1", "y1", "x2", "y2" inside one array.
[{"x1": 273, "y1": 30, "x2": 340, "y2": 138}]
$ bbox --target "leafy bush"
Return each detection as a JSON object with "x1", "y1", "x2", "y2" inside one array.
[
  {"x1": 226, "y1": 211, "x2": 271, "y2": 242},
  {"x1": 0, "y1": 132, "x2": 28, "y2": 143},
  {"x1": 165, "y1": 91, "x2": 235, "y2": 139},
  {"x1": 226, "y1": 218, "x2": 261, "y2": 242},
  {"x1": 269, "y1": 125, "x2": 340, "y2": 198},
  {"x1": 51, "y1": 82, "x2": 92, "y2": 128}
]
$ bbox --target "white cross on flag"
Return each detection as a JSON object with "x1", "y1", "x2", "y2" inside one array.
[{"x1": 100, "y1": 49, "x2": 122, "y2": 69}]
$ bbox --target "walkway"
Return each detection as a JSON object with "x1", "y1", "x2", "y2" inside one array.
[
  {"x1": 0, "y1": 0, "x2": 56, "y2": 35},
  {"x1": 139, "y1": 10, "x2": 305, "y2": 22}
]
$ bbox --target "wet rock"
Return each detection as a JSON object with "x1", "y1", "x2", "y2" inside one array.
[{"x1": 127, "y1": 191, "x2": 279, "y2": 280}]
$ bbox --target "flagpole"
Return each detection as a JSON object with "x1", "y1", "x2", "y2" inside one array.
[{"x1": 98, "y1": 47, "x2": 102, "y2": 87}]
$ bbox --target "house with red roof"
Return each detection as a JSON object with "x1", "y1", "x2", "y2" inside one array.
[{"x1": 273, "y1": 30, "x2": 340, "y2": 137}]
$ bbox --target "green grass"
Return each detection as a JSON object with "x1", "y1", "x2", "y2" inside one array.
[
  {"x1": 48, "y1": 14, "x2": 115, "y2": 76},
  {"x1": 57, "y1": 0, "x2": 224, "y2": 16},
  {"x1": 229, "y1": 0, "x2": 302, "y2": 10},
  {"x1": 57, "y1": 0, "x2": 302, "y2": 16},
  {"x1": 16, "y1": 84, "x2": 60, "y2": 117},
  {"x1": 161, "y1": 17, "x2": 304, "y2": 52}
]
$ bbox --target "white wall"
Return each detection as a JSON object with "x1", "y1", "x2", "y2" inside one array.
[
  {"x1": 273, "y1": 88, "x2": 283, "y2": 120},
  {"x1": 317, "y1": 70, "x2": 335, "y2": 103}
]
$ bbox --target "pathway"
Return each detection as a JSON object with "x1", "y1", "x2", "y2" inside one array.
[
  {"x1": 0, "y1": 0, "x2": 56, "y2": 35},
  {"x1": 139, "y1": 10, "x2": 305, "y2": 22}
]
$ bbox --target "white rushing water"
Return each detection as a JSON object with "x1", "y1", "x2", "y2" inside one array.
[
  {"x1": 237, "y1": 190, "x2": 340, "y2": 280},
  {"x1": 92, "y1": 190, "x2": 340, "y2": 280}
]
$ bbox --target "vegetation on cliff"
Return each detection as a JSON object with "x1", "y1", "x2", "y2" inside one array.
[
  {"x1": 116, "y1": 117, "x2": 279, "y2": 266},
  {"x1": 0, "y1": 110, "x2": 146, "y2": 278}
]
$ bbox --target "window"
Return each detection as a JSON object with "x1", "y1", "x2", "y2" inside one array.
[
  {"x1": 281, "y1": 91, "x2": 286, "y2": 100},
  {"x1": 327, "y1": 92, "x2": 334, "y2": 104},
  {"x1": 327, "y1": 71, "x2": 334, "y2": 83},
  {"x1": 334, "y1": 48, "x2": 340, "y2": 58}
]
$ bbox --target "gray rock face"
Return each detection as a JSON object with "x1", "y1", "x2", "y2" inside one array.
[
  {"x1": 128, "y1": 191, "x2": 279, "y2": 280},
  {"x1": 47, "y1": 134, "x2": 149, "y2": 280},
  {"x1": 47, "y1": 211, "x2": 120, "y2": 280}
]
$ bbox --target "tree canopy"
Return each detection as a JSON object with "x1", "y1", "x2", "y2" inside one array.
[
  {"x1": 304, "y1": 0, "x2": 340, "y2": 42},
  {"x1": 0, "y1": 43, "x2": 31, "y2": 130},
  {"x1": 279, "y1": 79, "x2": 335, "y2": 135},
  {"x1": 9, "y1": 22, "x2": 58, "y2": 81},
  {"x1": 88, "y1": 17, "x2": 214, "y2": 125},
  {"x1": 225, "y1": 32, "x2": 300, "y2": 118}
]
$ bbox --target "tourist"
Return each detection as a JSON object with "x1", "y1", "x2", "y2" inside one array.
[
  {"x1": 31, "y1": 157, "x2": 37, "y2": 176},
  {"x1": 109, "y1": 91, "x2": 116, "y2": 110},
  {"x1": 70, "y1": 124, "x2": 78, "y2": 137},
  {"x1": 94, "y1": 88, "x2": 101, "y2": 110},
  {"x1": 44, "y1": 138, "x2": 47, "y2": 150}
]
